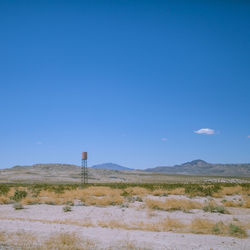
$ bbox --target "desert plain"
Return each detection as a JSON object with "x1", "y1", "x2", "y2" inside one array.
[{"x1": 0, "y1": 182, "x2": 250, "y2": 250}]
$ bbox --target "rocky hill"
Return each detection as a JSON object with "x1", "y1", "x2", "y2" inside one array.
[
  {"x1": 91, "y1": 163, "x2": 132, "y2": 171},
  {"x1": 145, "y1": 159, "x2": 250, "y2": 177}
]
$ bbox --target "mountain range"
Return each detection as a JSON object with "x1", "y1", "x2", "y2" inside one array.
[
  {"x1": 0, "y1": 160, "x2": 250, "y2": 182},
  {"x1": 90, "y1": 160, "x2": 250, "y2": 176},
  {"x1": 145, "y1": 159, "x2": 250, "y2": 176}
]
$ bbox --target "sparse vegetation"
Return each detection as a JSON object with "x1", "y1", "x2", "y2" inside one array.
[
  {"x1": 0, "y1": 182, "x2": 248, "y2": 197},
  {"x1": 44, "y1": 232, "x2": 83, "y2": 249},
  {"x1": 13, "y1": 202, "x2": 24, "y2": 210},
  {"x1": 11, "y1": 190, "x2": 27, "y2": 201},
  {"x1": 146, "y1": 198, "x2": 202, "y2": 212},
  {"x1": 0, "y1": 181, "x2": 249, "y2": 249},
  {"x1": 191, "y1": 218, "x2": 247, "y2": 238},
  {"x1": 63, "y1": 205, "x2": 72, "y2": 212},
  {"x1": 228, "y1": 223, "x2": 247, "y2": 238},
  {"x1": 203, "y1": 201, "x2": 228, "y2": 214}
]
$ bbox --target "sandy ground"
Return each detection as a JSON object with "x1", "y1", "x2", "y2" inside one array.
[{"x1": 0, "y1": 201, "x2": 249, "y2": 250}]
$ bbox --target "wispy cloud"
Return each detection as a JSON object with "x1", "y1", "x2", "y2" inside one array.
[
  {"x1": 194, "y1": 128, "x2": 215, "y2": 135},
  {"x1": 161, "y1": 137, "x2": 167, "y2": 141}
]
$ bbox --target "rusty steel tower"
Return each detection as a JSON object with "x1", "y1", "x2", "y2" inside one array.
[{"x1": 81, "y1": 152, "x2": 88, "y2": 184}]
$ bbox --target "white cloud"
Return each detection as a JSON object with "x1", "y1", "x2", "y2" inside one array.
[
  {"x1": 194, "y1": 128, "x2": 215, "y2": 135},
  {"x1": 161, "y1": 137, "x2": 167, "y2": 141}
]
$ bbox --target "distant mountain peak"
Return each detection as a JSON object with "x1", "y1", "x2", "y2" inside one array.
[
  {"x1": 184, "y1": 159, "x2": 208, "y2": 165},
  {"x1": 91, "y1": 163, "x2": 133, "y2": 171}
]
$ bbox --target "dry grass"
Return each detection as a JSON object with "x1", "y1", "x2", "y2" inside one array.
[
  {"x1": 0, "y1": 216, "x2": 95, "y2": 229},
  {"x1": 1, "y1": 215, "x2": 247, "y2": 239},
  {"x1": 98, "y1": 216, "x2": 185, "y2": 233},
  {"x1": 152, "y1": 188, "x2": 185, "y2": 196},
  {"x1": 0, "y1": 196, "x2": 9, "y2": 204},
  {"x1": 19, "y1": 187, "x2": 124, "y2": 206},
  {"x1": 97, "y1": 217, "x2": 247, "y2": 238},
  {"x1": 44, "y1": 232, "x2": 85, "y2": 250},
  {"x1": 0, "y1": 231, "x2": 38, "y2": 249},
  {"x1": 191, "y1": 218, "x2": 247, "y2": 238},
  {"x1": 223, "y1": 197, "x2": 250, "y2": 208},
  {"x1": 98, "y1": 219, "x2": 126, "y2": 229},
  {"x1": 202, "y1": 200, "x2": 229, "y2": 214},
  {"x1": 154, "y1": 217, "x2": 185, "y2": 232},
  {"x1": 109, "y1": 239, "x2": 139, "y2": 250},
  {"x1": 2, "y1": 184, "x2": 248, "y2": 207},
  {"x1": 243, "y1": 197, "x2": 250, "y2": 208},
  {"x1": 0, "y1": 231, "x2": 6, "y2": 242},
  {"x1": 224, "y1": 200, "x2": 242, "y2": 207},
  {"x1": 213, "y1": 186, "x2": 244, "y2": 198},
  {"x1": 124, "y1": 187, "x2": 149, "y2": 196},
  {"x1": 151, "y1": 189, "x2": 167, "y2": 196},
  {"x1": 146, "y1": 198, "x2": 202, "y2": 212},
  {"x1": 82, "y1": 186, "x2": 122, "y2": 197},
  {"x1": 167, "y1": 188, "x2": 185, "y2": 195},
  {"x1": 191, "y1": 218, "x2": 215, "y2": 234},
  {"x1": 81, "y1": 194, "x2": 124, "y2": 206}
]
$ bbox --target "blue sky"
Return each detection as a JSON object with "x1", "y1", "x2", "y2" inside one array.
[{"x1": 0, "y1": 0, "x2": 250, "y2": 169}]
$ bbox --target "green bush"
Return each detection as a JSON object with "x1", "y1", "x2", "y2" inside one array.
[
  {"x1": 63, "y1": 205, "x2": 72, "y2": 212},
  {"x1": 228, "y1": 224, "x2": 247, "y2": 238},
  {"x1": 0, "y1": 184, "x2": 10, "y2": 195},
  {"x1": 11, "y1": 190, "x2": 27, "y2": 201},
  {"x1": 185, "y1": 184, "x2": 221, "y2": 197},
  {"x1": 203, "y1": 204, "x2": 228, "y2": 214},
  {"x1": 212, "y1": 222, "x2": 225, "y2": 234}
]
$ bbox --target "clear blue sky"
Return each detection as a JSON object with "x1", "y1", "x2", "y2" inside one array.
[{"x1": 0, "y1": 0, "x2": 250, "y2": 169}]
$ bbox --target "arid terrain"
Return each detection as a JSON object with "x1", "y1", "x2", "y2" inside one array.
[
  {"x1": 0, "y1": 183, "x2": 249, "y2": 249},
  {"x1": 0, "y1": 163, "x2": 249, "y2": 184}
]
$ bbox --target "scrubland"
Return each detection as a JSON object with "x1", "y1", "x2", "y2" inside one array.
[{"x1": 0, "y1": 182, "x2": 249, "y2": 249}]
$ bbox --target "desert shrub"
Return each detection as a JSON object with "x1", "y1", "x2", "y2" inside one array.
[
  {"x1": 125, "y1": 196, "x2": 138, "y2": 203},
  {"x1": 185, "y1": 184, "x2": 221, "y2": 197},
  {"x1": 45, "y1": 201, "x2": 57, "y2": 205},
  {"x1": 13, "y1": 202, "x2": 24, "y2": 210},
  {"x1": 121, "y1": 190, "x2": 131, "y2": 196},
  {"x1": 191, "y1": 218, "x2": 247, "y2": 238},
  {"x1": 228, "y1": 224, "x2": 247, "y2": 238},
  {"x1": 63, "y1": 205, "x2": 72, "y2": 212},
  {"x1": 135, "y1": 196, "x2": 143, "y2": 202},
  {"x1": 212, "y1": 221, "x2": 227, "y2": 235},
  {"x1": 203, "y1": 202, "x2": 228, "y2": 214},
  {"x1": 11, "y1": 190, "x2": 27, "y2": 201},
  {"x1": 0, "y1": 184, "x2": 9, "y2": 196}
]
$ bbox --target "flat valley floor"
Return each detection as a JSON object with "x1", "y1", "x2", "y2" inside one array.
[{"x1": 0, "y1": 184, "x2": 249, "y2": 249}]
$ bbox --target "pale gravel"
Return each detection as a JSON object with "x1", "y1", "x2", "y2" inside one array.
[{"x1": 0, "y1": 203, "x2": 250, "y2": 249}]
